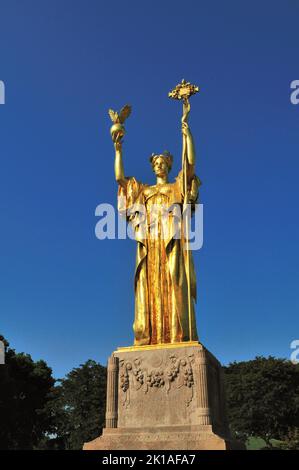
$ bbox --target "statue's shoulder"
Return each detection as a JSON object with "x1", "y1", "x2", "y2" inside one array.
[
  {"x1": 125, "y1": 177, "x2": 148, "y2": 199},
  {"x1": 126, "y1": 176, "x2": 144, "y2": 187}
]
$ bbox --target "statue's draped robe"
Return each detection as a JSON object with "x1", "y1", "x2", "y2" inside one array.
[{"x1": 118, "y1": 171, "x2": 201, "y2": 346}]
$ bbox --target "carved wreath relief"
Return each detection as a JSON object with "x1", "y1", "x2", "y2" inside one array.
[{"x1": 119, "y1": 353, "x2": 194, "y2": 408}]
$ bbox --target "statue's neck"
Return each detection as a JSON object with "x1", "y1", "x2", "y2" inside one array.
[{"x1": 156, "y1": 176, "x2": 168, "y2": 185}]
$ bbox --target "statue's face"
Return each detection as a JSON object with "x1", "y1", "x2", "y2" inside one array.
[{"x1": 152, "y1": 156, "x2": 169, "y2": 178}]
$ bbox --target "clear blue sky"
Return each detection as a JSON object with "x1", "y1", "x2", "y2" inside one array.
[{"x1": 0, "y1": 0, "x2": 298, "y2": 378}]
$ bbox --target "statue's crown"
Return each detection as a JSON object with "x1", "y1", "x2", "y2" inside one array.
[{"x1": 149, "y1": 151, "x2": 173, "y2": 170}]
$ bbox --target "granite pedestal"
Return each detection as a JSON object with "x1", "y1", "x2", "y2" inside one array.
[{"x1": 83, "y1": 342, "x2": 244, "y2": 450}]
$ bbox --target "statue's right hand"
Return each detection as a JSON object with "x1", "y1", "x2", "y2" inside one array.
[{"x1": 114, "y1": 138, "x2": 122, "y2": 152}]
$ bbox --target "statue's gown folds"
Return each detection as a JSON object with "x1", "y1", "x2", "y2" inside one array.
[{"x1": 118, "y1": 171, "x2": 201, "y2": 346}]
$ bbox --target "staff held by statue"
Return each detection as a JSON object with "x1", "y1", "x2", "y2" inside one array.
[{"x1": 168, "y1": 79, "x2": 199, "y2": 342}]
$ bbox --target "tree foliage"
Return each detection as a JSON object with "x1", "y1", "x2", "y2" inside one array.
[
  {"x1": 224, "y1": 356, "x2": 299, "y2": 448},
  {"x1": 0, "y1": 335, "x2": 55, "y2": 449},
  {"x1": 47, "y1": 360, "x2": 107, "y2": 449},
  {"x1": 0, "y1": 335, "x2": 107, "y2": 450}
]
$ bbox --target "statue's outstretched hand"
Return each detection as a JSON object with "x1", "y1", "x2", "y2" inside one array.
[
  {"x1": 113, "y1": 133, "x2": 123, "y2": 152},
  {"x1": 182, "y1": 121, "x2": 191, "y2": 137},
  {"x1": 181, "y1": 99, "x2": 191, "y2": 124}
]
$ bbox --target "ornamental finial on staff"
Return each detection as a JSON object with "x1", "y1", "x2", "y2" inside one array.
[{"x1": 168, "y1": 79, "x2": 199, "y2": 101}]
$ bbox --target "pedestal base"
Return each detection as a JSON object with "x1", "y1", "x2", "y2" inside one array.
[
  {"x1": 83, "y1": 342, "x2": 244, "y2": 450},
  {"x1": 83, "y1": 426, "x2": 244, "y2": 450}
]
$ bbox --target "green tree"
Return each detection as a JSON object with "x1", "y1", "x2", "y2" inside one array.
[
  {"x1": 224, "y1": 356, "x2": 299, "y2": 448},
  {"x1": 48, "y1": 360, "x2": 107, "y2": 449},
  {"x1": 276, "y1": 427, "x2": 299, "y2": 450},
  {"x1": 0, "y1": 335, "x2": 55, "y2": 450}
]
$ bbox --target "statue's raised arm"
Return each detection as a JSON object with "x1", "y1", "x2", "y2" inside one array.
[
  {"x1": 181, "y1": 99, "x2": 195, "y2": 185},
  {"x1": 114, "y1": 138, "x2": 127, "y2": 188},
  {"x1": 169, "y1": 80, "x2": 200, "y2": 202},
  {"x1": 109, "y1": 104, "x2": 132, "y2": 189}
]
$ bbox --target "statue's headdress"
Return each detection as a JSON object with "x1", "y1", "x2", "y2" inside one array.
[{"x1": 150, "y1": 151, "x2": 173, "y2": 171}]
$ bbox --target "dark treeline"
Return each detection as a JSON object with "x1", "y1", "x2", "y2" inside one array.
[{"x1": 0, "y1": 334, "x2": 298, "y2": 450}]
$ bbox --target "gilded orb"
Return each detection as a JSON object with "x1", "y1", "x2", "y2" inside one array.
[{"x1": 110, "y1": 122, "x2": 125, "y2": 142}]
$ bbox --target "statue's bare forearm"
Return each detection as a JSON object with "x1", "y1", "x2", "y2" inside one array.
[
  {"x1": 186, "y1": 130, "x2": 196, "y2": 166},
  {"x1": 114, "y1": 143, "x2": 127, "y2": 187},
  {"x1": 182, "y1": 123, "x2": 195, "y2": 181}
]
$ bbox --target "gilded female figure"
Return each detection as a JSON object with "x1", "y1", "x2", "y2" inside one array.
[{"x1": 113, "y1": 111, "x2": 200, "y2": 346}]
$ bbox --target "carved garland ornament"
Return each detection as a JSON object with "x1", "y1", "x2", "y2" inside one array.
[{"x1": 119, "y1": 354, "x2": 194, "y2": 408}]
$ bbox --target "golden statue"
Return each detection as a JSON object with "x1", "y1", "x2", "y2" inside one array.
[{"x1": 109, "y1": 80, "x2": 201, "y2": 346}]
